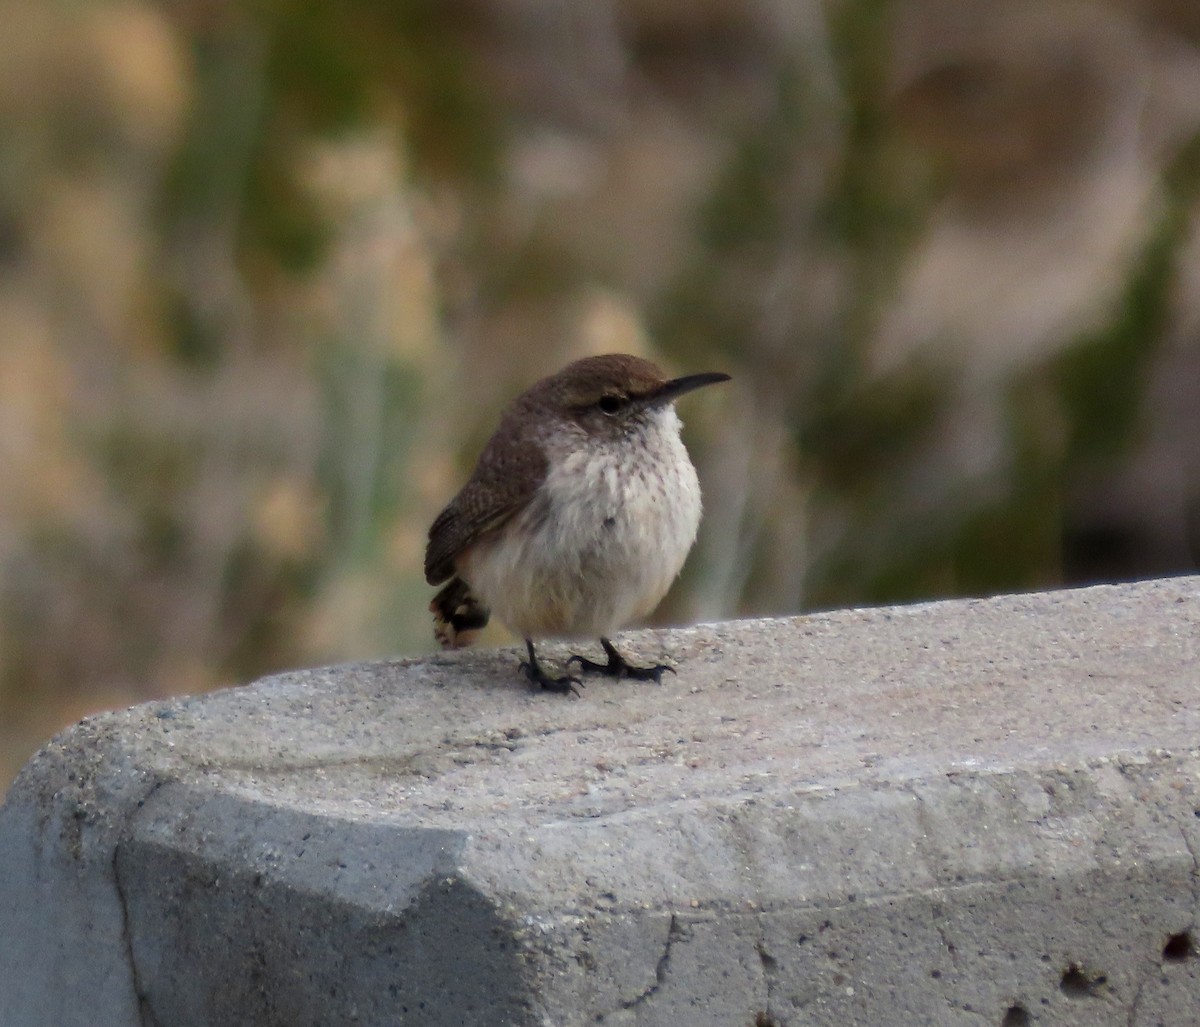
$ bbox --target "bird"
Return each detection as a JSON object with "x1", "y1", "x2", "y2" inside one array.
[{"x1": 425, "y1": 352, "x2": 730, "y2": 693}]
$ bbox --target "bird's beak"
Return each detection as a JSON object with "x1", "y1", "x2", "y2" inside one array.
[{"x1": 648, "y1": 371, "x2": 731, "y2": 407}]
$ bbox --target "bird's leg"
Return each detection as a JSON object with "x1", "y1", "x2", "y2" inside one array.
[
  {"x1": 518, "y1": 638, "x2": 582, "y2": 696},
  {"x1": 568, "y1": 637, "x2": 675, "y2": 684}
]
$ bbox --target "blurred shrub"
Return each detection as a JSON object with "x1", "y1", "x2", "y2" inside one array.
[{"x1": 2, "y1": 0, "x2": 1199, "y2": 785}]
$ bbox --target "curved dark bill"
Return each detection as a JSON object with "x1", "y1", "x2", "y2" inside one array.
[{"x1": 650, "y1": 371, "x2": 732, "y2": 406}]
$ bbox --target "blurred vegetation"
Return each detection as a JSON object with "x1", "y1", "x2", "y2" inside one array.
[{"x1": 3, "y1": 0, "x2": 1200, "y2": 788}]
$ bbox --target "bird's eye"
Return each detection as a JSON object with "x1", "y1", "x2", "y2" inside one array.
[{"x1": 597, "y1": 394, "x2": 624, "y2": 415}]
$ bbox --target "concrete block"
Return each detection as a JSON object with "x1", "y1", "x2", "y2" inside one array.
[{"x1": 3, "y1": 576, "x2": 1200, "y2": 1025}]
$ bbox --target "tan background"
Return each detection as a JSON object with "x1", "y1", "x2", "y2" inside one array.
[{"x1": 2, "y1": 0, "x2": 1199, "y2": 788}]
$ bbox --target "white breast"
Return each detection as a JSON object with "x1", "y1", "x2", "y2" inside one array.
[{"x1": 462, "y1": 407, "x2": 702, "y2": 640}]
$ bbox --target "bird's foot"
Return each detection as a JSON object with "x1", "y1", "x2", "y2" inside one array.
[
  {"x1": 519, "y1": 639, "x2": 581, "y2": 696},
  {"x1": 568, "y1": 637, "x2": 676, "y2": 684}
]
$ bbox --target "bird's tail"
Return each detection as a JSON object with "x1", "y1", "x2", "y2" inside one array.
[{"x1": 430, "y1": 577, "x2": 490, "y2": 649}]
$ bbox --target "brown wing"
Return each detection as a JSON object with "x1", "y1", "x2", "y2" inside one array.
[{"x1": 424, "y1": 414, "x2": 548, "y2": 585}]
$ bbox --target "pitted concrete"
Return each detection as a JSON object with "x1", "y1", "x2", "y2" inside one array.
[{"x1": 2, "y1": 577, "x2": 1200, "y2": 1025}]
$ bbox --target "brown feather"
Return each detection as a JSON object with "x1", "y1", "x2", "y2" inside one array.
[{"x1": 424, "y1": 403, "x2": 550, "y2": 585}]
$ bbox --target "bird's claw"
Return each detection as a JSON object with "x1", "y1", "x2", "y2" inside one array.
[
  {"x1": 568, "y1": 638, "x2": 676, "y2": 684},
  {"x1": 518, "y1": 658, "x2": 582, "y2": 696}
]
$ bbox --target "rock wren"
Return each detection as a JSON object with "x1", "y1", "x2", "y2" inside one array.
[{"x1": 425, "y1": 352, "x2": 730, "y2": 693}]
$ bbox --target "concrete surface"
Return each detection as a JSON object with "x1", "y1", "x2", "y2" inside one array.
[{"x1": 3, "y1": 577, "x2": 1200, "y2": 1026}]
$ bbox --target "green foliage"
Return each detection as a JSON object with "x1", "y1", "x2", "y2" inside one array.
[
  {"x1": 699, "y1": 66, "x2": 810, "y2": 254},
  {"x1": 161, "y1": 0, "x2": 500, "y2": 295},
  {"x1": 840, "y1": 131, "x2": 1200, "y2": 604},
  {"x1": 6, "y1": 0, "x2": 1200, "y2": 785},
  {"x1": 217, "y1": 536, "x2": 320, "y2": 679},
  {"x1": 317, "y1": 349, "x2": 423, "y2": 565},
  {"x1": 673, "y1": 0, "x2": 1200, "y2": 610},
  {"x1": 1053, "y1": 132, "x2": 1200, "y2": 463},
  {"x1": 800, "y1": 362, "x2": 949, "y2": 495},
  {"x1": 822, "y1": 0, "x2": 899, "y2": 247}
]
